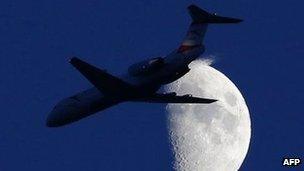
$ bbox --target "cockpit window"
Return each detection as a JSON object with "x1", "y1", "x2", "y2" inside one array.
[
  {"x1": 149, "y1": 59, "x2": 159, "y2": 65},
  {"x1": 148, "y1": 57, "x2": 163, "y2": 65}
]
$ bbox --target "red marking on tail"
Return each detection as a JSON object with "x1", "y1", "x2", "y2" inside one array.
[{"x1": 178, "y1": 45, "x2": 201, "y2": 53}]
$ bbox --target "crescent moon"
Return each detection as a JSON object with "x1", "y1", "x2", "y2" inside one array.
[{"x1": 165, "y1": 59, "x2": 251, "y2": 171}]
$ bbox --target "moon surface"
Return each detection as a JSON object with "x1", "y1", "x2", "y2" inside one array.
[{"x1": 165, "y1": 59, "x2": 251, "y2": 171}]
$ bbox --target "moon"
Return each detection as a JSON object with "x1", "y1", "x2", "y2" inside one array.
[{"x1": 165, "y1": 59, "x2": 251, "y2": 171}]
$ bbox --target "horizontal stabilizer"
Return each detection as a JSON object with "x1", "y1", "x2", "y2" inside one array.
[
  {"x1": 132, "y1": 93, "x2": 217, "y2": 104},
  {"x1": 188, "y1": 4, "x2": 242, "y2": 24},
  {"x1": 70, "y1": 57, "x2": 134, "y2": 96}
]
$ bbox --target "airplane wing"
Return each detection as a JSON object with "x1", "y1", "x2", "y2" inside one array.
[
  {"x1": 69, "y1": 57, "x2": 216, "y2": 104},
  {"x1": 133, "y1": 93, "x2": 217, "y2": 104},
  {"x1": 70, "y1": 57, "x2": 135, "y2": 96}
]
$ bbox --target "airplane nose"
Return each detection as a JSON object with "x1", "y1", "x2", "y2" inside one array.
[
  {"x1": 46, "y1": 104, "x2": 80, "y2": 127},
  {"x1": 46, "y1": 108, "x2": 64, "y2": 127},
  {"x1": 46, "y1": 107, "x2": 73, "y2": 127}
]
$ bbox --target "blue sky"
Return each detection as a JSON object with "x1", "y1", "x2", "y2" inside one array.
[{"x1": 0, "y1": 0, "x2": 303, "y2": 170}]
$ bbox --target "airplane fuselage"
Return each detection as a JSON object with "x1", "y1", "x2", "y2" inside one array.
[
  {"x1": 46, "y1": 4, "x2": 241, "y2": 127},
  {"x1": 47, "y1": 46, "x2": 205, "y2": 127}
]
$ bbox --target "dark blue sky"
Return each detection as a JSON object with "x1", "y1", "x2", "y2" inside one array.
[{"x1": 0, "y1": 0, "x2": 303, "y2": 170}]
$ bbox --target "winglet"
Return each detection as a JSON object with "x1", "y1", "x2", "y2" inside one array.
[{"x1": 188, "y1": 4, "x2": 243, "y2": 24}]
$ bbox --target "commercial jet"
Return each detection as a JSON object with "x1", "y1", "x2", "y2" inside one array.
[{"x1": 46, "y1": 5, "x2": 242, "y2": 127}]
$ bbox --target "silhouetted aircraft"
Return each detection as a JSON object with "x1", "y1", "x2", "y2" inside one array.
[{"x1": 46, "y1": 5, "x2": 242, "y2": 127}]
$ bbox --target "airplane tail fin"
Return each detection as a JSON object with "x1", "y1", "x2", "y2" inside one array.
[
  {"x1": 188, "y1": 5, "x2": 243, "y2": 24},
  {"x1": 177, "y1": 5, "x2": 242, "y2": 55}
]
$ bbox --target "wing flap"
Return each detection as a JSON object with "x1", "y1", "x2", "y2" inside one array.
[{"x1": 133, "y1": 93, "x2": 217, "y2": 104}]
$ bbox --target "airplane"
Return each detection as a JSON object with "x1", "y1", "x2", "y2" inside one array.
[{"x1": 46, "y1": 4, "x2": 242, "y2": 127}]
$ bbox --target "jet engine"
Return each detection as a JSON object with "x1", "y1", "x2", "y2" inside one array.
[{"x1": 128, "y1": 57, "x2": 165, "y2": 76}]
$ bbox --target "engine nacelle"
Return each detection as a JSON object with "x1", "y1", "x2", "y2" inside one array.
[{"x1": 128, "y1": 57, "x2": 165, "y2": 76}]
